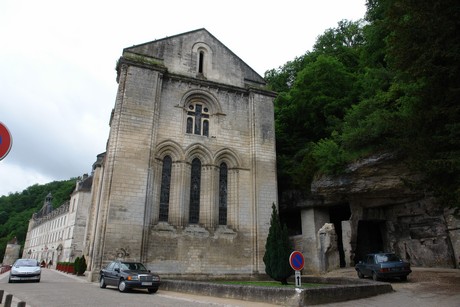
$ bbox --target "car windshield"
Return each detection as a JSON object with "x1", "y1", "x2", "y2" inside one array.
[
  {"x1": 15, "y1": 260, "x2": 39, "y2": 267},
  {"x1": 120, "y1": 262, "x2": 147, "y2": 271},
  {"x1": 376, "y1": 254, "x2": 401, "y2": 263}
]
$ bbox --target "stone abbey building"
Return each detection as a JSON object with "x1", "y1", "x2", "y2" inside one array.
[{"x1": 27, "y1": 28, "x2": 277, "y2": 280}]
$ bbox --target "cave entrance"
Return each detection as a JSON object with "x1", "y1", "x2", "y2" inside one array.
[
  {"x1": 354, "y1": 220, "x2": 385, "y2": 263},
  {"x1": 329, "y1": 204, "x2": 351, "y2": 268}
]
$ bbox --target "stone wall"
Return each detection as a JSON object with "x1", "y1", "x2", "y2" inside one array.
[
  {"x1": 146, "y1": 225, "x2": 253, "y2": 276},
  {"x1": 2, "y1": 243, "x2": 20, "y2": 266}
]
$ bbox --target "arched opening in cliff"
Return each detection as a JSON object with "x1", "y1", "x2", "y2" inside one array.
[
  {"x1": 329, "y1": 204, "x2": 351, "y2": 267},
  {"x1": 354, "y1": 219, "x2": 386, "y2": 263}
]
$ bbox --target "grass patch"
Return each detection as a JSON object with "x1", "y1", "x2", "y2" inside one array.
[{"x1": 214, "y1": 281, "x2": 327, "y2": 288}]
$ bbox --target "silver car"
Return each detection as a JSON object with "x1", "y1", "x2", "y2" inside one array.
[{"x1": 9, "y1": 259, "x2": 41, "y2": 283}]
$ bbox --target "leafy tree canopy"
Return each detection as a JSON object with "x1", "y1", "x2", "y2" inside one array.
[{"x1": 267, "y1": 0, "x2": 460, "y2": 207}]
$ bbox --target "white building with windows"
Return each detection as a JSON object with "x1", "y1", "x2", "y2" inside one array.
[{"x1": 22, "y1": 176, "x2": 92, "y2": 266}]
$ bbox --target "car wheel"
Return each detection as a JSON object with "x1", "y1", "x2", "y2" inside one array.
[
  {"x1": 357, "y1": 270, "x2": 364, "y2": 279},
  {"x1": 118, "y1": 279, "x2": 128, "y2": 292},
  {"x1": 400, "y1": 275, "x2": 408, "y2": 281},
  {"x1": 8, "y1": 278, "x2": 12, "y2": 283},
  {"x1": 372, "y1": 272, "x2": 379, "y2": 281},
  {"x1": 99, "y1": 277, "x2": 107, "y2": 288},
  {"x1": 148, "y1": 288, "x2": 158, "y2": 294}
]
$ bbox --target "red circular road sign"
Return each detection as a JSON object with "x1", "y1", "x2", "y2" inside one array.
[
  {"x1": 289, "y1": 251, "x2": 305, "y2": 271},
  {"x1": 0, "y1": 122, "x2": 12, "y2": 161}
]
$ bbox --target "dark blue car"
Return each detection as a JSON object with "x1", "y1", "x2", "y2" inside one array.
[{"x1": 355, "y1": 252, "x2": 411, "y2": 281}]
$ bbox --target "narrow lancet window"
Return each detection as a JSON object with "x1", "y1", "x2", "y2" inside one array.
[
  {"x1": 159, "y1": 155, "x2": 172, "y2": 222},
  {"x1": 186, "y1": 117, "x2": 193, "y2": 134},
  {"x1": 218, "y1": 162, "x2": 228, "y2": 225},
  {"x1": 189, "y1": 158, "x2": 201, "y2": 224},
  {"x1": 194, "y1": 104, "x2": 203, "y2": 135},
  {"x1": 203, "y1": 120, "x2": 209, "y2": 137},
  {"x1": 198, "y1": 51, "x2": 204, "y2": 74}
]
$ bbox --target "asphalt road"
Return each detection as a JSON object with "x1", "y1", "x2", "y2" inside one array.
[
  {"x1": 0, "y1": 269, "x2": 275, "y2": 307},
  {"x1": 0, "y1": 267, "x2": 459, "y2": 306},
  {"x1": 320, "y1": 267, "x2": 460, "y2": 307}
]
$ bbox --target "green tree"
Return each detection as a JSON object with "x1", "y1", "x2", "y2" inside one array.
[
  {"x1": 263, "y1": 203, "x2": 293, "y2": 285},
  {"x1": 328, "y1": 0, "x2": 460, "y2": 205},
  {"x1": 79, "y1": 255, "x2": 87, "y2": 275},
  {"x1": 275, "y1": 53, "x2": 358, "y2": 190},
  {"x1": 74, "y1": 255, "x2": 87, "y2": 275},
  {"x1": 74, "y1": 257, "x2": 81, "y2": 275},
  {"x1": 383, "y1": 0, "x2": 460, "y2": 206},
  {"x1": 313, "y1": 19, "x2": 365, "y2": 72}
]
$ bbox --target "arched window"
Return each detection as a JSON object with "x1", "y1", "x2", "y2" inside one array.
[
  {"x1": 186, "y1": 103, "x2": 209, "y2": 136},
  {"x1": 189, "y1": 158, "x2": 201, "y2": 224},
  {"x1": 159, "y1": 155, "x2": 172, "y2": 222},
  {"x1": 198, "y1": 51, "x2": 205, "y2": 74},
  {"x1": 218, "y1": 162, "x2": 228, "y2": 225},
  {"x1": 203, "y1": 120, "x2": 209, "y2": 137},
  {"x1": 186, "y1": 117, "x2": 193, "y2": 134}
]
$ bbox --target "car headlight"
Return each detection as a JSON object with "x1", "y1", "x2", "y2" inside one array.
[
  {"x1": 127, "y1": 275, "x2": 139, "y2": 281},
  {"x1": 152, "y1": 276, "x2": 160, "y2": 282}
]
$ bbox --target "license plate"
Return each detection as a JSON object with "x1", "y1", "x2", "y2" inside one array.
[{"x1": 142, "y1": 282, "x2": 152, "y2": 286}]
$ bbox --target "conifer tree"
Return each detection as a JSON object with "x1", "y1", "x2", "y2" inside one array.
[
  {"x1": 74, "y1": 255, "x2": 87, "y2": 275},
  {"x1": 74, "y1": 257, "x2": 81, "y2": 275},
  {"x1": 79, "y1": 255, "x2": 87, "y2": 275},
  {"x1": 263, "y1": 203, "x2": 293, "y2": 284}
]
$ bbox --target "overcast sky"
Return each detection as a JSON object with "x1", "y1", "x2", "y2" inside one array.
[{"x1": 0, "y1": 0, "x2": 367, "y2": 196}]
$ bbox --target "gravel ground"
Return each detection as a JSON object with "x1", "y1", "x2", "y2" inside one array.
[{"x1": 318, "y1": 267, "x2": 460, "y2": 306}]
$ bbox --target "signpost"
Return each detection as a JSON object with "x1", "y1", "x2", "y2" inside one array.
[
  {"x1": 0, "y1": 122, "x2": 12, "y2": 161},
  {"x1": 289, "y1": 251, "x2": 305, "y2": 288}
]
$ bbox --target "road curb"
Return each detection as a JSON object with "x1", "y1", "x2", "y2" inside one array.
[{"x1": 160, "y1": 276, "x2": 393, "y2": 306}]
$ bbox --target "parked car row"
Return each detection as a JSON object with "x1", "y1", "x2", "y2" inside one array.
[
  {"x1": 6, "y1": 258, "x2": 161, "y2": 294},
  {"x1": 5, "y1": 253, "x2": 409, "y2": 294}
]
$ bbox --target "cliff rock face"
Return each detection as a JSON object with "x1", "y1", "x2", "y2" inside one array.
[
  {"x1": 311, "y1": 153, "x2": 421, "y2": 206},
  {"x1": 309, "y1": 153, "x2": 459, "y2": 268}
]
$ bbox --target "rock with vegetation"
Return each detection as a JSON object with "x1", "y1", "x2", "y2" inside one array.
[{"x1": 266, "y1": 0, "x2": 459, "y2": 237}]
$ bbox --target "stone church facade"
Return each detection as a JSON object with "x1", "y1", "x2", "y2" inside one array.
[{"x1": 83, "y1": 29, "x2": 278, "y2": 279}]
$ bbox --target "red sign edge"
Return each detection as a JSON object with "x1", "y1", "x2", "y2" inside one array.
[{"x1": 0, "y1": 122, "x2": 13, "y2": 161}]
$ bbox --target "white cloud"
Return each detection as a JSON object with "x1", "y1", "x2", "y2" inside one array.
[{"x1": 0, "y1": 162, "x2": 54, "y2": 195}]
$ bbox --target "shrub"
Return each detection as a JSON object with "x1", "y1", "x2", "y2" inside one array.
[
  {"x1": 74, "y1": 257, "x2": 81, "y2": 275},
  {"x1": 74, "y1": 256, "x2": 87, "y2": 276}
]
